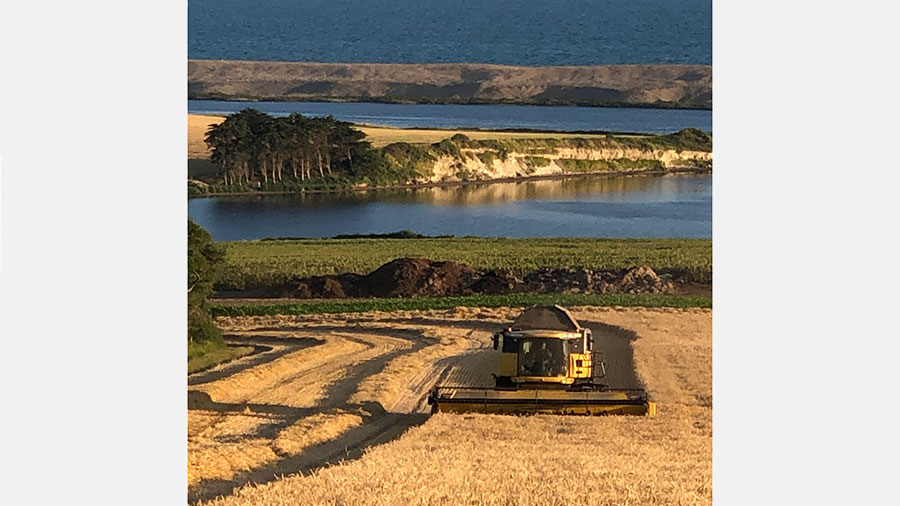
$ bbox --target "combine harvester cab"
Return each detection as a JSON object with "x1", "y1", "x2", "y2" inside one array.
[{"x1": 428, "y1": 305, "x2": 655, "y2": 416}]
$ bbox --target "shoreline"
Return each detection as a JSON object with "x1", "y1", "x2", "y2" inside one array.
[
  {"x1": 189, "y1": 113, "x2": 681, "y2": 136},
  {"x1": 189, "y1": 95, "x2": 712, "y2": 111},
  {"x1": 188, "y1": 166, "x2": 711, "y2": 199}
]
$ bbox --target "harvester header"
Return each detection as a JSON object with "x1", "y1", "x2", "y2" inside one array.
[{"x1": 428, "y1": 305, "x2": 655, "y2": 416}]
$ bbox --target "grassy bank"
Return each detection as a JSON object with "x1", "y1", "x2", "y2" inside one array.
[
  {"x1": 188, "y1": 341, "x2": 255, "y2": 374},
  {"x1": 217, "y1": 237, "x2": 712, "y2": 291},
  {"x1": 211, "y1": 293, "x2": 711, "y2": 317}
]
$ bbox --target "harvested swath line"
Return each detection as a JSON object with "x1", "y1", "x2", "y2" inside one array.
[
  {"x1": 189, "y1": 319, "x2": 469, "y2": 503},
  {"x1": 189, "y1": 342, "x2": 387, "y2": 496},
  {"x1": 350, "y1": 326, "x2": 480, "y2": 413},
  {"x1": 189, "y1": 336, "x2": 322, "y2": 386},
  {"x1": 188, "y1": 333, "x2": 373, "y2": 455}
]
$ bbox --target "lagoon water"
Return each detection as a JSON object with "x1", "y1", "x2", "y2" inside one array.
[
  {"x1": 188, "y1": 174, "x2": 711, "y2": 241},
  {"x1": 189, "y1": 0, "x2": 712, "y2": 241},
  {"x1": 188, "y1": 100, "x2": 711, "y2": 134},
  {"x1": 189, "y1": 0, "x2": 711, "y2": 66}
]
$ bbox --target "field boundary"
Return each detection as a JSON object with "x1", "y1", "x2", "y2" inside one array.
[{"x1": 211, "y1": 293, "x2": 711, "y2": 317}]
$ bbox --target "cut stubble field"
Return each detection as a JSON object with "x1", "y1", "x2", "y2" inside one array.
[{"x1": 188, "y1": 306, "x2": 711, "y2": 505}]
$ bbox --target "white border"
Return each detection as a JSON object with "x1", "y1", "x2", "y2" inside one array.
[
  {"x1": 714, "y1": 1, "x2": 898, "y2": 503},
  {"x1": 1, "y1": 2, "x2": 186, "y2": 504},
  {"x1": 1, "y1": 1, "x2": 898, "y2": 504}
]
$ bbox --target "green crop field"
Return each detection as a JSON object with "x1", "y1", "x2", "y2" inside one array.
[
  {"x1": 210, "y1": 292, "x2": 711, "y2": 317},
  {"x1": 217, "y1": 237, "x2": 712, "y2": 291}
]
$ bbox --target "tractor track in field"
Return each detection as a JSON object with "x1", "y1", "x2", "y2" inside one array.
[
  {"x1": 188, "y1": 317, "x2": 495, "y2": 504},
  {"x1": 582, "y1": 320, "x2": 645, "y2": 390},
  {"x1": 188, "y1": 310, "x2": 646, "y2": 504},
  {"x1": 188, "y1": 335, "x2": 322, "y2": 386}
]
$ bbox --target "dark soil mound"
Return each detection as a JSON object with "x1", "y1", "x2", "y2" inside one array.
[
  {"x1": 280, "y1": 258, "x2": 677, "y2": 299},
  {"x1": 617, "y1": 266, "x2": 673, "y2": 294},
  {"x1": 467, "y1": 269, "x2": 523, "y2": 295},
  {"x1": 292, "y1": 273, "x2": 365, "y2": 298},
  {"x1": 362, "y1": 257, "x2": 482, "y2": 298},
  {"x1": 524, "y1": 267, "x2": 593, "y2": 293}
]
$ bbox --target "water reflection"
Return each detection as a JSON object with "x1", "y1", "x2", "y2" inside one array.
[{"x1": 188, "y1": 174, "x2": 711, "y2": 240}]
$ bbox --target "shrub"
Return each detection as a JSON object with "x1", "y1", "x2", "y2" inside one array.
[
  {"x1": 556, "y1": 158, "x2": 663, "y2": 173},
  {"x1": 432, "y1": 138, "x2": 462, "y2": 159},
  {"x1": 449, "y1": 133, "x2": 472, "y2": 145},
  {"x1": 188, "y1": 306, "x2": 224, "y2": 347},
  {"x1": 477, "y1": 151, "x2": 499, "y2": 166},
  {"x1": 381, "y1": 142, "x2": 435, "y2": 178},
  {"x1": 188, "y1": 219, "x2": 226, "y2": 348},
  {"x1": 521, "y1": 156, "x2": 551, "y2": 171}
]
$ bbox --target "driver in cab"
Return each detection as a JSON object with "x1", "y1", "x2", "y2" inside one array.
[{"x1": 524, "y1": 341, "x2": 556, "y2": 376}]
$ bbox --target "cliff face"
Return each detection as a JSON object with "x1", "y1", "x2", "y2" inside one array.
[
  {"x1": 421, "y1": 147, "x2": 711, "y2": 184},
  {"x1": 188, "y1": 60, "x2": 712, "y2": 109}
]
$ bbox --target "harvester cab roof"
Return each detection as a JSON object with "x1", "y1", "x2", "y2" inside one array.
[{"x1": 510, "y1": 304, "x2": 581, "y2": 332}]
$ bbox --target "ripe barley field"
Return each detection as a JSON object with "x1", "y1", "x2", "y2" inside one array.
[{"x1": 189, "y1": 306, "x2": 711, "y2": 505}]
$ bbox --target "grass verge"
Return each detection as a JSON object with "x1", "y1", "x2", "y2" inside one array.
[
  {"x1": 188, "y1": 342, "x2": 256, "y2": 374},
  {"x1": 210, "y1": 293, "x2": 711, "y2": 317}
]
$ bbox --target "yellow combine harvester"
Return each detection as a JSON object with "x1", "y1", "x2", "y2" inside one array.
[{"x1": 428, "y1": 305, "x2": 655, "y2": 416}]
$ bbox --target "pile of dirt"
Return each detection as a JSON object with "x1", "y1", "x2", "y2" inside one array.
[
  {"x1": 294, "y1": 274, "x2": 365, "y2": 299},
  {"x1": 280, "y1": 258, "x2": 675, "y2": 299},
  {"x1": 363, "y1": 258, "x2": 482, "y2": 298},
  {"x1": 522, "y1": 266, "x2": 675, "y2": 294},
  {"x1": 467, "y1": 269, "x2": 524, "y2": 295}
]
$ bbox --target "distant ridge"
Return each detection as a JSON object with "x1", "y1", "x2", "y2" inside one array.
[{"x1": 188, "y1": 60, "x2": 712, "y2": 110}]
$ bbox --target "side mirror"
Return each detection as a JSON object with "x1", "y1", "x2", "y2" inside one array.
[
  {"x1": 492, "y1": 333, "x2": 501, "y2": 350},
  {"x1": 585, "y1": 329, "x2": 593, "y2": 352}
]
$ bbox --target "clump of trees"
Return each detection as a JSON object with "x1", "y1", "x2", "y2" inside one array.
[
  {"x1": 188, "y1": 219, "x2": 226, "y2": 356},
  {"x1": 204, "y1": 109, "x2": 376, "y2": 185}
]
